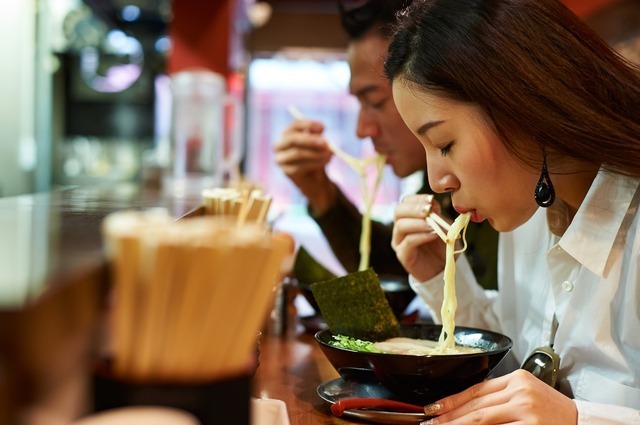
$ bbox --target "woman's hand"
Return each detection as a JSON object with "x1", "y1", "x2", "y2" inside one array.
[
  {"x1": 421, "y1": 369, "x2": 578, "y2": 425},
  {"x1": 273, "y1": 119, "x2": 337, "y2": 214},
  {"x1": 392, "y1": 194, "x2": 447, "y2": 281}
]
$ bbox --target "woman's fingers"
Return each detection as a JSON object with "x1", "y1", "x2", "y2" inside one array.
[
  {"x1": 395, "y1": 194, "x2": 436, "y2": 219},
  {"x1": 392, "y1": 194, "x2": 449, "y2": 280},
  {"x1": 425, "y1": 376, "x2": 510, "y2": 416},
  {"x1": 422, "y1": 370, "x2": 577, "y2": 425},
  {"x1": 392, "y1": 217, "x2": 435, "y2": 246}
]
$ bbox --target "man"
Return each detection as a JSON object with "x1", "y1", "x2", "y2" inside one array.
[{"x1": 274, "y1": 0, "x2": 498, "y2": 288}]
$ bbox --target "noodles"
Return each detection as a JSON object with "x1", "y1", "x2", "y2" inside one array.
[
  {"x1": 426, "y1": 212, "x2": 471, "y2": 353},
  {"x1": 288, "y1": 105, "x2": 386, "y2": 271},
  {"x1": 358, "y1": 154, "x2": 386, "y2": 270}
]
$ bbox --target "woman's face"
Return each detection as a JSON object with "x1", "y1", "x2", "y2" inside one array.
[{"x1": 392, "y1": 80, "x2": 540, "y2": 231}]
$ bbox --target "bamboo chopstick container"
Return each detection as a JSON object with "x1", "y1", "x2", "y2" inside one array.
[{"x1": 95, "y1": 209, "x2": 292, "y2": 425}]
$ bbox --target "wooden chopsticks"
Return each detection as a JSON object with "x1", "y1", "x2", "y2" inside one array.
[
  {"x1": 426, "y1": 211, "x2": 471, "y2": 256},
  {"x1": 201, "y1": 187, "x2": 272, "y2": 225},
  {"x1": 425, "y1": 212, "x2": 452, "y2": 243},
  {"x1": 102, "y1": 210, "x2": 293, "y2": 383}
]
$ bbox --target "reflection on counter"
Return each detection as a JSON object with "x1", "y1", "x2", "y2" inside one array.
[
  {"x1": 0, "y1": 196, "x2": 49, "y2": 307},
  {"x1": 55, "y1": 137, "x2": 147, "y2": 187}
]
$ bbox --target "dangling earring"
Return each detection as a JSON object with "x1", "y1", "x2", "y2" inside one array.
[{"x1": 534, "y1": 154, "x2": 555, "y2": 207}]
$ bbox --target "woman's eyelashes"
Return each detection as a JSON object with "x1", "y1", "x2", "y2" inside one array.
[{"x1": 439, "y1": 141, "x2": 454, "y2": 157}]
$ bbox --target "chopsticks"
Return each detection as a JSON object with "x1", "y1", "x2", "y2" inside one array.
[
  {"x1": 201, "y1": 187, "x2": 272, "y2": 225},
  {"x1": 426, "y1": 211, "x2": 471, "y2": 255},
  {"x1": 425, "y1": 212, "x2": 451, "y2": 243},
  {"x1": 102, "y1": 211, "x2": 293, "y2": 383}
]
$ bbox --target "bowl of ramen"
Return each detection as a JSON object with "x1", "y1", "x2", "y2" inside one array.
[{"x1": 315, "y1": 323, "x2": 512, "y2": 404}]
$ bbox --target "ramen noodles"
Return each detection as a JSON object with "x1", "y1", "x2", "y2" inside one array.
[
  {"x1": 426, "y1": 212, "x2": 471, "y2": 353},
  {"x1": 287, "y1": 105, "x2": 386, "y2": 271}
]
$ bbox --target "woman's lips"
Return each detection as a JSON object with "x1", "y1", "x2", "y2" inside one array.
[
  {"x1": 455, "y1": 208, "x2": 484, "y2": 223},
  {"x1": 470, "y1": 211, "x2": 484, "y2": 223}
]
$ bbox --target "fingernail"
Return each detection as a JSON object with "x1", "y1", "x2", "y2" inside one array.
[
  {"x1": 424, "y1": 402, "x2": 442, "y2": 415},
  {"x1": 420, "y1": 419, "x2": 437, "y2": 425}
]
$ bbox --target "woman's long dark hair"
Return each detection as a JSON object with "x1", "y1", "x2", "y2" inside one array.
[{"x1": 384, "y1": 0, "x2": 640, "y2": 175}]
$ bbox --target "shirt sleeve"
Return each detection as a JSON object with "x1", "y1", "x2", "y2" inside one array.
[
  {"x1": 575, "y1": 399, "x2": 640, "y2": 424},
  {"x1": 409, "y1": 253, "x2": 501, "y2": 331}
]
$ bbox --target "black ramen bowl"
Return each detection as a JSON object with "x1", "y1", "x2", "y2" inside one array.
[
  {"x1": 296, "y1": 274, "x2": 415, "y2": 319},
  {"x1": 315, "y1": 324, "x2": 512, "y2": 404}
]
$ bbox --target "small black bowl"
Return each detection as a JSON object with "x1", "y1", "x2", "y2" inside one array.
[
  {"x1": 315, "y1": 324, "x2": 512, "y2": 404},
  {"x1": 378, "y1": 275, "x2": 416, "y2": 318}
]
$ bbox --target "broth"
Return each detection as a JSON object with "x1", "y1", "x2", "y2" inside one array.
[{"x1": 374, "y1": 337, "x2": 482, "y2": 355}]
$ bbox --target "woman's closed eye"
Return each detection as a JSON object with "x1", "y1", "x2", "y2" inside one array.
[{"x1": 439, "y1": 141, "x2": 454, "y2": 157}]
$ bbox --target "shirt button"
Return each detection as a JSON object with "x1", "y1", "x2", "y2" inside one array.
[{"x1": 562, "y1": 281, "x2": 574, "y2": 292}]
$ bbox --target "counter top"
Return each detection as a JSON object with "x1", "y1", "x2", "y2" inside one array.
[
  {"x1": 0, "y1": 185, "x2": 200, "y2": 425},
  {"x1": 0, "y1": 185, "x2": 197, "y2": 310},
  {"x1": 253, "y1": 321, "x2": 350, "y2": 425},
  {"x1": 0, "y1": 185, "x2": 373, "y2": 425}
]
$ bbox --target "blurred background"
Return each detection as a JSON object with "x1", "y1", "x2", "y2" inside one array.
[{"x1": 1, "y1": 0, "x2": 638, "y2": 207}]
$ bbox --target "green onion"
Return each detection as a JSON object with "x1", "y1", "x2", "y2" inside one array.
[{"x1": 329, "y1": 334, "x2": 381, "y2": 353}]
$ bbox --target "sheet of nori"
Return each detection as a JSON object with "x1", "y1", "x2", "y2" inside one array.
[
  {"x1": 293, "y1": 246, "x2": 337, "y2": 287},
  {"x1": 310, "y1": 268, "x2": 400, "y2": 341}
]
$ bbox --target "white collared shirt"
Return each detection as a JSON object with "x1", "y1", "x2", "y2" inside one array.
[{"x1": 410, "y1": 170, "x2": 640, "y2": 424}]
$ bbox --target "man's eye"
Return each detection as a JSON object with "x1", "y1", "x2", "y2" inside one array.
[{"x1": 370, "y1": 98, "x2": 388, "y2": 110}]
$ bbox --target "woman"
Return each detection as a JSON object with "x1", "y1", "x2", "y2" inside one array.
[{"x1": 384, "y1": 0, "x2": 640, "y2": 423}]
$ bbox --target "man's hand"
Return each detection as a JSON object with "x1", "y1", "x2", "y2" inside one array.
[{"x1": 274, "y1": 119, "x2": 338, "y2": 214}]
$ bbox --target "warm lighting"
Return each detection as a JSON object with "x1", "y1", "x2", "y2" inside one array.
[{"x1": 248, "y1": 1, "x2": 272, "y2": 28}]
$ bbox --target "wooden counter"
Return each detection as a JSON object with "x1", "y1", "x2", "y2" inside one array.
[
  {"x1": 0, "y1": 185, "x2": 199, "y2": 425},
  {"x1": 253, "y1": 318, "x2": 350, "y2": 425},
  {"x1": 0, "y1": 185, "x2": 358, "y2": 425}
]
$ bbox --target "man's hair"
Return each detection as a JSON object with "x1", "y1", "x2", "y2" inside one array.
[{"x1": 338, "y1": 0, "x2": 411, "y2": 40}]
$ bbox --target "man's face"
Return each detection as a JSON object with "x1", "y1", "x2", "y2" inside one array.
[{"x1": 347, "y1": 33, "x2": 427, "y2": 178}]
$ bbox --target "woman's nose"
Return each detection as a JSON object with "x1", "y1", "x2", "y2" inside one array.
[{"x1": 426, "y1": 157, "x2": 458, "y2": 194}]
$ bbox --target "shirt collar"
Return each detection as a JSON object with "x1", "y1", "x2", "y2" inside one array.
[{"x1": 557, "y1": 170, "x2": 640, "y2": 277}]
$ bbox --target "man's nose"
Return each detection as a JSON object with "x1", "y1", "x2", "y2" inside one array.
[{"x1": 355, "y1": 110, "x2": 379, "y2": 139}]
